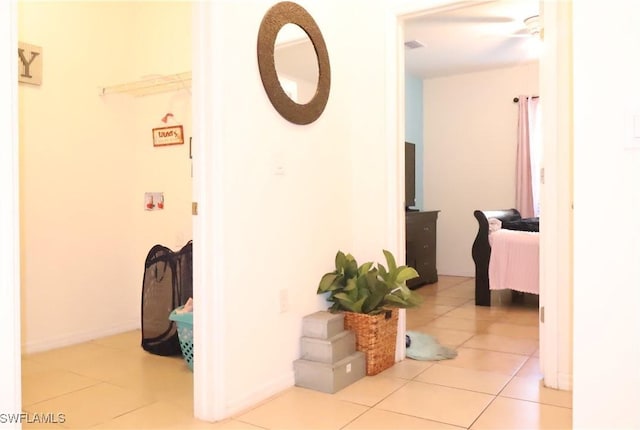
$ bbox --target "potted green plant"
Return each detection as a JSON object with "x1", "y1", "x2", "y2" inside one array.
[
  {"x1": 316, "y1": 250, "x2": 423, "y2": 375},
  {"x1": 317, "y1": 250, "x2": 423, "y2": 314}
]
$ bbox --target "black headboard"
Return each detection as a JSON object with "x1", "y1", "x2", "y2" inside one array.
[{"x1": 472, "y1": 209, "x2": 521, "y2": 306}]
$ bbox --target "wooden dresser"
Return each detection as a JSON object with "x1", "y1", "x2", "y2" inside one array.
[{"x1": 405, "y1": 210, "x2": 439, "y2": 289}]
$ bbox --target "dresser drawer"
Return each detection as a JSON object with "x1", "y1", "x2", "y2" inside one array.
[{"x1": 405, "y1": 210, "x2": 439, "y2": 289}]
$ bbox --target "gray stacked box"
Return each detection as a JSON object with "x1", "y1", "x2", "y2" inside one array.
[{"x1": 293, "y1": 311, "x2": 366, "y2": 394}]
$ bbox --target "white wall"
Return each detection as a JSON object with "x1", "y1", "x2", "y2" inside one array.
[
  {"x1": 573, "y1": 0, "x2": 640, "y2": 427},
  {"x1": 423, "y1": 62, "x2": 539, "y2": 276},
  {"x1": 18, "y1": 1, "x2": 192, "y2": 352},
  {"x1": 194, "y1": 0, "x2": 399, "y2": 418}
]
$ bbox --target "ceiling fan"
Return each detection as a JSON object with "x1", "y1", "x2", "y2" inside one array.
[
  {"x1": 403, "y1": 1, "x2": 542, "y2": 77},
  {"x1": 460, "y1": 14, "x2": 542, "y2": 39},
  {"x1": 408, "y1": 0, "x2": 542, "y2": 40},
  {"x1": 503, "y1": 15, "x2": 542, "y2": 38}
]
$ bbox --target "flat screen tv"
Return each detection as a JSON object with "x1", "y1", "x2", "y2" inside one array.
[{"x1": 405, "y1": 142, "x2": 416, "y2": 210}]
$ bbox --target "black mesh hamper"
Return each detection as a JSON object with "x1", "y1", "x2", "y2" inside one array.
[{"x1": 141, "y1": 242, "x2": 192, "y2": 356}]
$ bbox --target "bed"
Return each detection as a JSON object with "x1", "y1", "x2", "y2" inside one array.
[{"x1": 471, "y1": 209, "x2": 540, "y2": 306}]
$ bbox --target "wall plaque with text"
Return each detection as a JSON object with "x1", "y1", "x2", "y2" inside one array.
[
  {"x1": 18, "y1": 42, "x2": 42, "y2": 86},
  {"x1": 152, "y1": 125, "x2": 184, "y2": 147}
]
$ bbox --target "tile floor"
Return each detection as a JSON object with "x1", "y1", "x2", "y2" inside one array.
[{"x1": 21, "y1": 276, "x2": 572, "y2": 429}]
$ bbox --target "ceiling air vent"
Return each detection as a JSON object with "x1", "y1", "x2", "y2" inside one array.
[{"x1": 404, "y1": 40, "x2": 424, "y2": 50}]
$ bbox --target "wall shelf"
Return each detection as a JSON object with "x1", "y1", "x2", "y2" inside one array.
[{"x1": 100, "y1": 72, "x2": 191, "y2": 97}]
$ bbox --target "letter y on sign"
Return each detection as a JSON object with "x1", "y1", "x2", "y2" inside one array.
[{"x1": 18, "y1": 42, "x2": 42, "y2": 85}]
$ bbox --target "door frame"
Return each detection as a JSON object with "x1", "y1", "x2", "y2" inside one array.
[
  {"x1": 0, "y1": 0, "x2": 22, "y2": 417},
  {"x1": 537, "y1": 0, "x2": 573, "y2": 390},
  {"x1": 390, "y1": 0, "x2": 571, "y2": 391}
]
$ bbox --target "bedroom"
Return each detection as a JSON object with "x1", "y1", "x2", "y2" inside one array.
[
  {"x1": 401, "y1": 0, "x2": 571, "y2": 399},
  {"x1": 403, "y1": 2, "x2": 540, "y2": 281},
  {"x1": 412, "y1": 63, "x2": 539, "y2": 278}
]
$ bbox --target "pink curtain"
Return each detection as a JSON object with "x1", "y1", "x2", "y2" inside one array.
[
  {"x1": 528, "y1": 97, "x2": 541, "y2": 216},
  {"x1": 516, "y1": 96, "x2": 534, "y2": 218}
]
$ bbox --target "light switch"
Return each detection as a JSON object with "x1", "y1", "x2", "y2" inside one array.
[
  {"x1": 633, "y1": 115, "x2": 640, "y2": 138},
  {"x1": 627, "y1": 114, "x2": 640, "y2": 149},
  {"x1": 272, "y1": 150, "x2": 286, "y2": 176}
]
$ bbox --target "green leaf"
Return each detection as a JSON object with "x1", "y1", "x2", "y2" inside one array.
[
  {"x1": 336, "y1": 298, "x2": 357, "y2": 312},
  {"x1": 384, "y1": 294, "x2": 410, "y2": 307},
  {"x1": 333, "y1": 292, "x2": 353, "y2": 303},
  {"x1": 377, "y1": 264, "x2": 389, "y2": 280},
  {"x1": 336, "y1": 294, "x2": 365, "y2": 313},
  {"x1": 344, "y1": 258, "x2": 358, "y2": 279},
  {"x1": 356, "y1": 273, "x2": 368, "y2": 291},
  {"x1": 357, "y1": 262, "x2": 373, "y2": 276},
  {"x1": 344, "y1": 277, "x2": 357, "y2": 292},
  {"x1": 317, "y1": 273, "x2": 339, "y2": 293},
  {"x1": 346, "y1": 280, "x2": 359, "y2": 301},
  {"x1": 351, "y1": 296, "x2": 366, "y2": 313},
  {"x1": 386, "y1": 267, "x2": 399, "y2": 283},
  {"x1": 373, "y1": 278, "x2": 389, "y2": 294},
  {"x1": 406, "y1": 292, "x2": 424, "y2": 306},
  {"x1": 365, "y1": 270, "x2": 379, "y2": 291},
  {"x1": 395, "y1": 285, "x2": 412, "y2": 299},
  {"x1": 335, "y1": 251, "x2": 346, "y2": 271},
  {"x1": 395, "y1": 266, "x2": 419, "y2": 283},
  {"x1": 383, "y1": 288, "x2": 423, "y2": 308},
  {"x1": 383, "y1": 249, "x2": 397, "y2": 272},
  {"x1": 363, "y1": 290, "x2": 386, "y2": 313}
]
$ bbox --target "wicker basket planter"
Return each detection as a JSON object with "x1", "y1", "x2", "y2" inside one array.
[
  {"x1": 317, "y1": 250, "x2": 422, "y2": 376},
  {"x1": 343, "y1": 309, "x2": 398, "y2": 376}
]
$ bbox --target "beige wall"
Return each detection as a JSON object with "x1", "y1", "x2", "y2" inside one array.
[
  {"x1": 423, "y1": 62, "x2": 539, "y2": 276},
  {"x1": 18, "y1": 1, "x2": 192, "y2": 352}
]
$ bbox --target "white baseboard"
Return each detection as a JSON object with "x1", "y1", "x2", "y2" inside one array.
[
  {"x1": 22, "y1": 320, "x2": 140, "y2": 354},
  {"x1": 224, "y1": 371, "x2": 295, "y2": 418}
]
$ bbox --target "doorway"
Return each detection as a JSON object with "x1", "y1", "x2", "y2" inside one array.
[
  {"x1": 397, "y1": 0, "x2": 572, "y2": 391},
  {"x1": 17, "y1": 0, "x2": 195, "y2": 419}
]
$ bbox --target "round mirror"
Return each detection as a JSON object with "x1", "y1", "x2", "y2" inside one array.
[
  {"x1": 257, "y1": 1, "x2": 331, "y2": 125},
  {"x1": 274, "y1": 24, "x2": 319, "y2": 105}
]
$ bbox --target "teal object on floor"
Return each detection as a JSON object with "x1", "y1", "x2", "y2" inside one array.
[
  {"x1": 169, "y1": 306, "x2": 193, "y2": 371},
  {"x1": 405, "y1": 330, "x2": 457, "y2": 361}
]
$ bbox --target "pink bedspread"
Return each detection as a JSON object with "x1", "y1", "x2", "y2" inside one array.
[{"x1": 488, "y1": 229, "x2": 539, "y2": 294}]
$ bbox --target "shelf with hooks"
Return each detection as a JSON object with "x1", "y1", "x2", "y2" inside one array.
[{"x1": 99, "y1": 72, "x2": 191, "y2": 97}]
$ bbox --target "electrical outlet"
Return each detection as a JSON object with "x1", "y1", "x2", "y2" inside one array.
[{"x1": 279, "y1": 289, "x2": 289, "y2": 313}]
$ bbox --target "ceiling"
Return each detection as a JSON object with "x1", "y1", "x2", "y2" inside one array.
[
  {"x1": 274, "y1": 0, "x2": 541, "y2": 85},
  {"x1": 404, "y1": 0, "x2": 541, "y2": 79}
]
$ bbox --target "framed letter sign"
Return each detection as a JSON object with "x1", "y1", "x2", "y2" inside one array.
[{"x1": 152, "y1": 125, "x2": 184, "y2": 147}]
